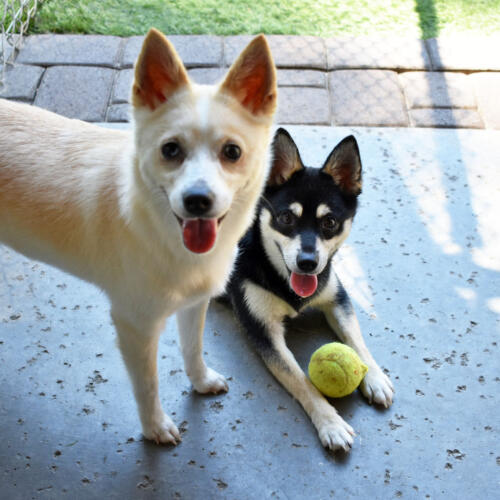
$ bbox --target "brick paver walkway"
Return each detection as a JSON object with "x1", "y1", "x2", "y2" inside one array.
[{"x1": 1, "y1": 33, "x2": 499, "y2": 128}]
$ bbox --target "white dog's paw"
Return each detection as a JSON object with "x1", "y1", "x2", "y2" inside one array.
[
  {"x1": 191, "y1": 367, "x2": 229, "y2": 394},
  {"x1": 142, "y1": 413, "x2": 181, "y2": 446},
  {"x1": 360, "y1": 367, "x2": 395, "y2": 408},
  {"x1": 315, "y1": 412, "x2": 355, "y2": 452}
]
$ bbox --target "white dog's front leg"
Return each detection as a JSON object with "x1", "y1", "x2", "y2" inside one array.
[
  {"x1": 112, "y1": 313, "x2": 181, "y2": 445},
  {"x1": 177, "y1": 300, "x2": 228, "y2": 394}
]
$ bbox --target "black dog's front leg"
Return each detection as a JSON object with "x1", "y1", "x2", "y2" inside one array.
[
  {"x1": 319, "y1": 278, "x2": 394, "y2": 407},
  {"x1": 231, "y1": 281, "x2": 355, "y2": 451}
]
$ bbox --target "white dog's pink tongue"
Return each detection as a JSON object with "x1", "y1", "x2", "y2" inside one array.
[
  {"x1": 290, "y1": 272, "x2": 318, "y2": 298},
  {"x1": 182, "y1": 219, "x2": 217, "y2": 253}
]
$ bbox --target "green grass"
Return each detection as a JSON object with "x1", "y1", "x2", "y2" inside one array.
[{"x1": 22, "y1": 0, "x2": 500, "y2": 38}]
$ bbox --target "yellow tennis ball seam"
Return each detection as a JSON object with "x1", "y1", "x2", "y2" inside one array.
[
  {"x1": 308, "y1": 342, "x2": 368, "y2": 398},
  {"x1": 313, "y1": 355, "x2": 348, "y2": 391}
]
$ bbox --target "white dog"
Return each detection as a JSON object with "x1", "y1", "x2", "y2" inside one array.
[{"x1": 0, "y1": 28, "x2": 277, "y2": 444}]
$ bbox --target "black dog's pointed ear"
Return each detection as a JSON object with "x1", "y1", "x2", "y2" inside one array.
[
  {"x1": 268, "y1": 128, "x2": 304, "y2": 186},
  {"x1": 321, "y1": 135, "x2": 362, "y2": 195}
]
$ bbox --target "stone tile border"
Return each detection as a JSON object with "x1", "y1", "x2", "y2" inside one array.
[
  {"x1": 110, "y1": 67, "x2": 328, "y2": 106},
  {"x1": 224, "y1": 35, "x2": 327, "y2": 69},
  {"x1": 426, "y1": 36, "x2": 500, "y2": 72},
  {"x1": 188, "y1": 67, "x2": 225, "y2": 85},
  {"x1": 329, "y1": 70, "x2": 408, "y2": 127},
  {"x1": 470, "y1": 73, "x2": 500, "y2": 129},
  {"x1": 277, "y1": 87, "x2": 330, "y2": 124},
  {"x1": 278, "y1": 69, "x2": 326, "y2": 88},
  {"x1": 400, "y1": 72, "x2": 476, "y2": 109},
  {"x1": 409, "y1": 109, "x2": 483, "y2": 129},
  {"x1": 112, "y1": 69, "x2": 134, "y2": 104},
  {"x1": 35, "y1": 65, "x2": 116, "y2": 122},
  {"x1": 0, "y1": 64, "x2": 44, "y2": 100},
  {"x1": 16, "y1": 34, "x2": 124, "y2": 68},
  {"x1": 3, "y1": 33, "x2": 499, "y2": 129},
  {"x1": 107, "y1": 103, "x2": 130, "y2": 122},
  {"x1": 326, "y1": 36, "x2": 431, "y2": 71},
  {"x1": 121, "y1": 35, "x2": 223, "y2": 68}
]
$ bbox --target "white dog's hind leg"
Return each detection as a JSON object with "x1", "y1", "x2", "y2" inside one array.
[
  {"x1": 177, "y1": 300, "x2": 229, "y2": 394},
  {"x1": 112, "y1": 313, "x2": 181, "y2": 445}
]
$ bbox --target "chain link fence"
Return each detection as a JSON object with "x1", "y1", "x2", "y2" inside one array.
[{"x1": 0, "y1": 0, "x2": 42, "y2": 88}]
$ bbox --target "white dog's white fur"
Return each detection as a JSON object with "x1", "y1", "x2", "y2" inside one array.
[{"x1": 0, "y1": 29, "x2": 277, "y2": 444}]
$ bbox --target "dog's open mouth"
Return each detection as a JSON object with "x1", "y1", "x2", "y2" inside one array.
[
  {"x1": 290, "y1": 272, "x2": 318, "y2": 298},
  {"x1": 275, "y1": 243, "x2": 318, "y2": 298},
  {"x1": 176, "y1": 216, "x2": 226, "y2": 254}
]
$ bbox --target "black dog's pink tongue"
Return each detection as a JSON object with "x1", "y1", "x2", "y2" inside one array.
[
  {"x1": 290, "y1": 272, "x2": 318, "y2": 297},
  {"x1": 182, "y1": 219, "x2": 217, "y2": 253}
]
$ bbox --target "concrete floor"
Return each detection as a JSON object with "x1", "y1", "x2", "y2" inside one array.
[{"x1": 1, "y1": 126, "x2": 499, "y2": 499}]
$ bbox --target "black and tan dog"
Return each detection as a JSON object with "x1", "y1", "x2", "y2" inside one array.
[{"x1": 226, "y1": 128, "x2": 394, "y2": 451}]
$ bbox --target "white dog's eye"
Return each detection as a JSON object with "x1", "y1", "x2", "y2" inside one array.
[
  {"x1": 222, "y1": 143, "x2": 241, "y2": 162},
  {"x1": 161, "y1": 141, "x2": 183, "y2": 160}
]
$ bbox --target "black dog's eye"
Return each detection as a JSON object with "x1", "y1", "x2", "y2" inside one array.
[
  {"x1": 278, "y1": 210, "x2": 295, "y2": 226},
  {"x1": 161, "y1": 141, "x2": 182, "y2": 160},
  {"x1": 222, "y1": 143, "x2": 241, "y2": 162},
  {"x1": 321, "y1": 216, "x2": 338, "y2": 232}
]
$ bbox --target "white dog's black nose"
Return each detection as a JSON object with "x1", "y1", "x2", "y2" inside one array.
[
  {"x1": 183, "y1": 183, "x2": 214, "y2": 216},
  {"x1": 296, "y1": 251, "x2": 318, "y2": 273}
]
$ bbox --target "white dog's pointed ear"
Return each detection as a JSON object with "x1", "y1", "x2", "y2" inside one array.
[
  {"x1": 268, "y1": 128, "x2": 304, "y2": 186},
  {"x1": 321, "y1": 136, "x2": 362, "y2": 196},
  {"x1": 219, "y1": 35, "x2": 277, "y2": 116},
  {"x1": 132, "y1": 28, "x2": 190, "y2": 110}
]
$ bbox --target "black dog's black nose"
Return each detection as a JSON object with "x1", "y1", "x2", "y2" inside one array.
[
  {"x1": 183, "y1": 184, "x2": 214, "y2": 216},
  {"x1": 296, "y1": 252, "x2": 318, "y2": 273}
]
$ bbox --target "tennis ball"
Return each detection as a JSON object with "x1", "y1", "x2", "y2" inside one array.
[{"x1": 308, "y1": 342, "x2": 368, "y2": 398}]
